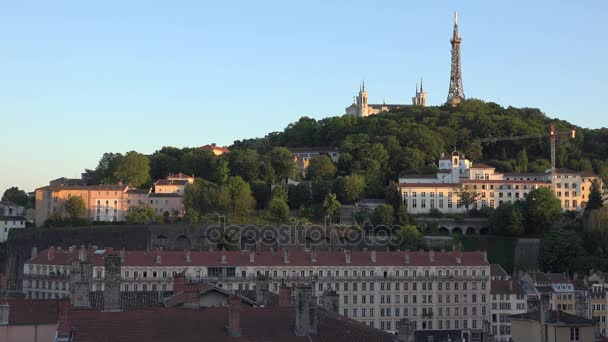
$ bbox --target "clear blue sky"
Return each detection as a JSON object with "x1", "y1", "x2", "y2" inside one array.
[{"x1": 1, "y1": 0, "x2": 607, "y2": 193}]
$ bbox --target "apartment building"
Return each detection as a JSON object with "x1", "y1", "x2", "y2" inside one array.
[
  {"x1": 399, "y1": 151, "x2": 600, "y2": 214},
  {"x1": 520, "y1": 272, "x2": 576, "y2": 316},
  {"x1": 35, "y1": 174, "x2": 192, "y2": 226},
  {"x1": 490, "y1": 279, "x2": 527, "y2": 341},
  {"x1": 24, "y1": 247, "x2": 492, "y2": 338}
]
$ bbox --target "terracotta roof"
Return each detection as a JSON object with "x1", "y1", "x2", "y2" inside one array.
[
  {"x1": 580, "y1": 170, "x2": 599, "y2": 177},
  {"x1": 0, "y1": 299, "x2": 61, "y2": 325},
  {"x1": 398, "y1": 183, "x2": 459, "y2": 188},
  {"x1": 149, "y1": 193, "x2": 183, "y2": 198},
  {"x1": 89, "y1": 291, "x2": 172, "y2": 310},
  {"x1": 510, "y1": 310, "x2": 596, "y2": 326},
  {"x1": 236, "y1": 290, "x2": 279, "y2": 307},
  {"x1": 82, "y1": 250, "x2": 489, "y2": 267},
  {"x1": 155, "y1": 179, "x2": 189, "y2": 186},
  {"x1": 167, "y1": 173, "x2": 193, "y2": 179},
  {"x1": 490, "y1": 264, "x2": 508, "y2": 277},
  {"x1": 36, "y1": 184, "x2": 128, "y2": 192},
  {"x1": 460, "y1": 179, "x2": 550, "y2": 184},
  {"x1": 400, "y1": 174, "x2": 437, "y2": 179},
  {"x1": 529, "y1": 272, "x2": 551, "y2": 284},
  {"x1": 62, "y1": 305, "x2": 395, "y2": 342},
  {"x1": 25, "y1": 246, "x2": 101, "y2": 265},
  {"x1": 573, "y1": 280, "x2": 588, "y2": 291},
  {"x1": 126, "y1": 188, "x2": 151, "y2": 195},
  {"x1": 491, "y1": 280, "x2": 525, "y2": 295},
  {"x1": 546, "y1": 273, "x2": 571, "y2": 284}
]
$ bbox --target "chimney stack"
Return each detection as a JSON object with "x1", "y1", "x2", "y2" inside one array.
[
  {"x1": 48, "y1": 246, "x2": 55, "y2": 260},
  {"x1": 321, "y1": 290, "x2": 338, "y2": 313},
  {"x1": 173, "y1": 272, "x2": 186, "y2": 293},
  {"x1": 56, "y1": 300, "x2": 71, "y2": 340},
  {"x1": 311, "y1": 250, "x2": 317, "y2": 263},
  {"x1": 78, "y1": 245, "x2": 86, "y2": 261},
  {"x1": 397, "y1": 318, "x2": 415, "y2": 342},
  {"x1": 221, "y1": 252, "x2": 227, "y2": 264},
  {"x1": 255, "y1": 274, "x2": 269, "y2": 306},
  {"x1": 31, "y1": 246, "x2": 38, "y2": 259},
  {"x1": 249, "y1": 251, "x2": 255, "y2": 263},
  {"x1": 279, "y1": 284, "x2": 292, "y2": 307},
  {"x1": 295, "y1": 284, "x2": 317, "y2": 336},
  {"x1": 226, "y1": 296, "x2": 242, "y2": 337},
  {"x1": 103, "y1": 254, "x2": 122, "y2": 312},
  {"x1": 71, "y1": 260, "x2": 92, "y2": 308},
  {"x1": 371, "y1": 250, "x2": 376, "y2": 263},
  {"x1": 0, "y1": 304, "x2": 9, "y2": 326},
  {"x1": 345, "y1": 250, "x2": 351, "y2": 264},
  {"x1": 186, "y1": 250, "x2": 191, "y2": 263},
  {"x1": 429, "y1": 250, "x2": 435, "y2": 263},
  {"x1": 283, "y1": 250, "x2": 289, "y2": 264},
  {"x1": 540, "y1": 293, "x2": 550, "y2": 342},
  {"x1": 156, "y1": 254, "x2": 162, "y2": 264},
  {"x1": 404, "y1": 254, "x2": 410, "y2": 264}
]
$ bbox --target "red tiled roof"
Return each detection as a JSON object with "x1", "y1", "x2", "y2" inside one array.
[
  {"x1": 155, "y1": 179, "x2": 189, "y2": 186},
  {"x1": 398, "y1": 183, "x2": 459, "y2": 188},
  {"x1": 26, "y1": 246, "x2": 101, "y2": 265},
  {"x1": 63, "y1": 305, "x2": 395, "y2": 342},
  {"x1": 36, "y1": 184, "x2": 129, "y2": 192},
  {"x1": 167, "y1": 173, "x2": 193, "y2": 179},
  {"x1": 80, "y1": 250, "x2": 489, "y2": 267},
  {"x1": 491, "y1": 280, "x2": 525, "y2": 295},
  {"x1": 546, "y1": 273, "x2": 571, "y2": 284},
  {"x1": 460, "y1": 179, "x2": 550, "y2": 184},
  {"x1": 0, "y1": 299, "x2": 61, "y2": 325}
]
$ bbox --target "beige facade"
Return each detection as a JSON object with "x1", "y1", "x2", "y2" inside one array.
[
  {"x1": 510, "y1": 317, "x2": 595, "y2": 342},
  {"x1": 345, "y1": 82, "x2": 411, "y2": 117},
  {"x1": 0, "y1": 323, "x2": 56, "y2": 342},
  {"x1": 399, "y1": 152, "x2": 600, "y2": 215}
]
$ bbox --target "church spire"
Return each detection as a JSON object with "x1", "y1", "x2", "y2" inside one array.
[
  {"x1": 362, "y1": 78, "x2": 365, "y2": 91},
  {"x1": 420, "y1": 78, "x2": 423, "y2": 93}
]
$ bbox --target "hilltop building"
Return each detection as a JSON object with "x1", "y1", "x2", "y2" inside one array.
[
  {"x1": 344, "y1": 81, "x2": 416, "y2": 117},
  {"x1": 0, "y1": 201, "x2": 27, "y2": 242},
  {"x1": 199, "y1": 143, "x2": 230, "y2": 155},
  {"x1": 398, "y1": 151, "x2": 600, "y2": 215}
]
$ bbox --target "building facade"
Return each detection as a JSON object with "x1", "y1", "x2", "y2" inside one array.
[
  {"x1": 25, "y1": 248, "x2": 492, "y2": 337},
  {"x1": 490, "y1": 279, "x2": 527, "y2": 341},
  {"x1": 398, "y1": 151, "x2": 600, "y2": 215},
  {"x1": 345, "y1": 81, "x2": 421, "y2": 118}
]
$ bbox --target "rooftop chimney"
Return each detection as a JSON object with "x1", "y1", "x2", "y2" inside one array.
[
  {"x1": 283, "y1": 250, "x2": 289, "y2": 264},
  {"x1": 249, "y1": 251, "x2": 255, "y2": 263},
  {"x1": 71, "y1": 260, "x2": 92, "y2": 308},
  {"x1": 103, "y1": 254, "x2": 122, "y2": 312},
  {"x1": 255, "y1": 274, "x2": 269, "y2": 306},
  {"x1": 0, "y1": 304, "x2": 9, "y2": 326},
  {"x1": 173, "y1": 272, "x2": 186, "y2": 293},
  {"x1": 48, "y1": 246, "x2": 55, "y2": 260},
  {"x1": 321, "y1": 290, "x2": 338, "y2": 313},
  {"x1": 78, "y1": 245, "x2": 86, "y2": 261},
  {"x1": 295, "y1": 284, "x2": 317, "y2": 336},
  {"x1": 345, "y1": 250, "x2": 351, "y2": 264},
  {"x1": 404, "y1": 254, "x2": 410, "y2": 264},
  {"x1": 397, "y1": 318, "x2": 415, "y2": 342},
  {"x1": 429, "y1": 250, "x2": 435, "y2": 263},
  {"x1": 540, "y1": 293, "x2": 550, "y2": 342},
  {"x1": 226, "y1": 296, "x2": 242, "y2": 337},
  {"x1": 31, "y1": 246, "x2": 38, "y2": 259},
  {"x1": 56, "y1": 300, "x2": 71, "y2": 340},
  {"x1": 186, "y1": 250, "x2": 191, "y2": 263},
  {"x1": 156, "y1": 254, "x2": 162, "y2": 264},
  {"x1": 371, "y1": 250, "x2": 376, "y2": 263},
  {"x1": 456, "y1": 256, "x2": 462, "y2": 264},
  {"x1": 482, "y1": 250, "x2": 488, "y2": 263},
  {"x1": 279, "y1": 284, "x2": 292, "y2": 307},
  {"x1": 221, "y1": 252, "x2": 227, "y2": 264}
]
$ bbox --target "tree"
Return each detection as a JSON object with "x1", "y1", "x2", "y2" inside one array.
[
  {"x1": 228, "y1": 149, "x2": 260, "y2": 182},
  {"x1": 391, "y1": 225, "x2": 425, "y2": 251},
  {"x1": 125, "y1": 203, "x2": 160, "y2": 224},
  {"x1": 334, "y1": 175, "x2": 365, "y2": 204},
  {"x1": 540, "y1": 228, "x2": 586, "y2": 273},
  {"x1": 224, "y1": 176, "x2": 256, "y2": 218},
  {"x1": 270, "y1": 147, "x2": 296, "y2": 181},
  {"x1": 216, "y1": 229, "x2": 238, "y2": 251},
  {"x1": 307, "y1": 154, "x2": 337, "y2": 181},
  {"x1": 113, "y1": 151, "x2": 151, "y2": 187},
  {"x1": 489, "y1": 202, "x2": 524, "y2": 236},
  {"x1": 64, "y1": 196, "x2": 86, "y2": 220},
  {"x1": 288, "y1": 183, "x2": 312, "y2": 209},
  {"x1": 523, "y1": 187, "x2": 562, "y2": 234},
  {"x1": 373, "y1": 204, "x2": 394, "y2": 226},
  {"x1": 91, "y1": 152, "x2": 123, "y2": 184},
  {"x1": 515, "y1": 148, "x2": 529, "y2": 173},
  {"x1": 322, "y1": 193, "x2": 341, "y2": 223},
  {"x1": 1, "y1": 187, "x2": 29, "y2": 207},
  {"x1": 267, "y1": 197, "x2": 289, "y2": 223},
  {"x1": 464, "y1": 141, "x2": 483, "y2": 162},
  {"x1": 586, "y1": 179, "x2": 603, "y2": 211},
  {"x1": 454, "y1": 186, "x2": 480, "y2": 213},
  {"x1": 149, "y1": 153, "x2": 179, "y2": 181}
]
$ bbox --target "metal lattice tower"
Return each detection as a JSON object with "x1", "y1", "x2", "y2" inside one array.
[{"x1": 447, "y1": 11, "x2": 465, "y2": 106}]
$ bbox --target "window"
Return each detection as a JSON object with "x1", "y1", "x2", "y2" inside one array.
[{"x1": 570, "y1": 327, "x2": 580, "y2": 341}]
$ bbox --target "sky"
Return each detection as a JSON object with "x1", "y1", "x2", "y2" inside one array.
[{"x1": 1, "y1": 0, "x2": 607, "y2": 193}]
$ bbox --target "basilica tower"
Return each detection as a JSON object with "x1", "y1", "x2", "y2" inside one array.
[{"x1": 447, "y1": 11, "x2": 465, "y2": 106}]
